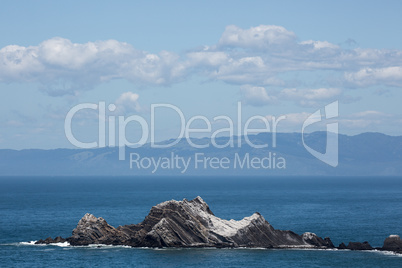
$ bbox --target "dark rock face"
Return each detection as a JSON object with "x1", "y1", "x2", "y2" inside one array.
[
  {"x1": 38, "y1": 197, "x2": 334, "y2": 248},
  {"x1": 338, "y1": 242, "x2": 347, "y2": 249},
  {"x1": 67, "y1": 213, "x2": 132, "y2": 246},
  {"x1": 300, "y1": 233, "x2": 334, "y2": 248},
  {"x1": 382, "y1": 235, "x2": 402, "y2": 253},
  {"x1": 324, "y1": 237, "x2": 335, "y2": 248},
  {"x1": 35, "y1": 236, "x2": 66, "y2": 244},
  {"x1": 346, "y1": 241, "x2": 373, "y2": 250}
]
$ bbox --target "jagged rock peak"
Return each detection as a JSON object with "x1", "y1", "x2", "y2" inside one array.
[
  {"x1": 155, "y1": 196, "x2": 214, "y2": 215},
  {"x1": 151, "y1": 196, "x2": 267, "y2": 238},
  {"x1": 78, "y1": 213, "x2": 99, "y2": 223},
  {"x1": 75, "y1": 213, "x2": 108, "y2": 228},
  {"x1": 68, "y1": 213, "x2": 121, "y2": 246}
]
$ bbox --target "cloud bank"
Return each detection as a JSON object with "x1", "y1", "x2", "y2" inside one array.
[{"x1": 1, "y1": 24, "x2": 401, "y2": 101}]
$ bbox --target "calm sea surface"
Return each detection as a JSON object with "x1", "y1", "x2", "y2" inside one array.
[{"x1": 1, "y1": 176, "x2": 402, "y2": 267}]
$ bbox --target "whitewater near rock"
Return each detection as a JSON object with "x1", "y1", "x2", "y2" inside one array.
[{"x1": 35, "y1": 196, "x2": 401, "y2": 253}]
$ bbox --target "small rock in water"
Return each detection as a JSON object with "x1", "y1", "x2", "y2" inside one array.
[{"x1": 346, "y1": 241, "x2": 372, "y2": 250}]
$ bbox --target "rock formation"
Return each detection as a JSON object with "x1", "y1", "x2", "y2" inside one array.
[
  {"x1": 35, "y1": 196, "x2": 401, "y2": 254},
  {"x1": 66, "y1": 196, "x2": 334, "y2": 248},
  {"x1": 382, "y1": 235, "x2": 402, "y2": 253},
  {"x1": 344, "y1": 241, "x2": 373, "y2": 250},
  {"x1": 35, "y1": 236, "x2": 66, "y2": 244}
]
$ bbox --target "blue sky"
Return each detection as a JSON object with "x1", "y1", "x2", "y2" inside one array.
[{"x1": 1, "y1": 0, "x2": 402, "y2": 149}]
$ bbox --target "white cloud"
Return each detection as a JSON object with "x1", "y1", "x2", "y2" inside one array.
[
  {"x1": 186, "y1": 51, "x2": 228, "y2": 66},
  {"x1": 114, "y1": 92, "x2": 142, "y2": 114},
  {"x1": 345, "y1": 66, "x2": 402, "y2": 87},
  {"x1": 300, "y1": 40, "x2": 340, "y2": 50},
  {"x1": 240, "y1": 86, "x2": 277, "y2": 106},
  {"x1": 38, "y1": 38, "x2": 100, "y2": 69},
  {"x1": 218, "y1": 24, "x2": 297, "y2": 50},
  {"x1": 212, "y1": 56, "x2": 283, "y2": 85},
  {"x1": 0, "y1": 45, "x2": 44, "y2": 82},
  {"x1": 1, "y1": 25, "x2": 402, "y2": 96},
  {"x1": 0, "y1": 38, "x2": 183, "y2": 95}
]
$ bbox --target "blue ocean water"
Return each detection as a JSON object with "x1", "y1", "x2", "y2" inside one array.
[{"x1": 1, "y1": 176, "x2": 402, "y2": 267}]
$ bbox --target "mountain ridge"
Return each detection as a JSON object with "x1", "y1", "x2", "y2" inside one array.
[{"x1": 0, "y1": 132, "x2": 401, "y2": 176}]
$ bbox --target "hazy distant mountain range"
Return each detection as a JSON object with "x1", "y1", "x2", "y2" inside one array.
[{"x1": 1, "y1": 132, "x2": 401, "y2": 176}]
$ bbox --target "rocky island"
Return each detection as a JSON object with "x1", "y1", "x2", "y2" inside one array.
[{"x1": 36, "y1": 196, "x2": 402, "y2": 253}]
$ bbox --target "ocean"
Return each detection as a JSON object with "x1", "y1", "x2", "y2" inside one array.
[{"x1": 1, "y1": 176, "x2": 402, "y2": 267}]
